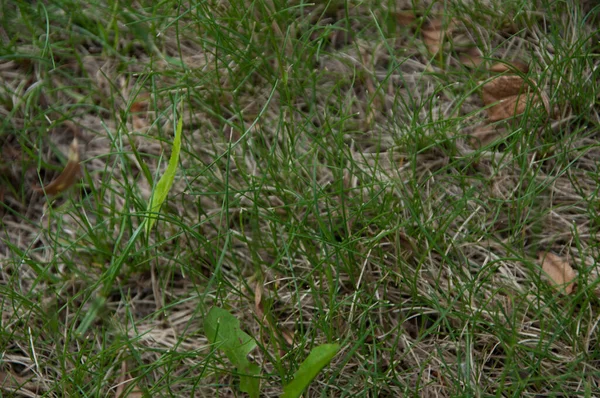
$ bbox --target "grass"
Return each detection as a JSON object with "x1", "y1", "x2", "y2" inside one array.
[{"x1": 1, "y1": 0, "x2": 600, "y2": 396}]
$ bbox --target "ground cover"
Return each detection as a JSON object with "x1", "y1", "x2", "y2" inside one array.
[{"x1": 1, "y1": 0, "x2": 599, "y2": 396}]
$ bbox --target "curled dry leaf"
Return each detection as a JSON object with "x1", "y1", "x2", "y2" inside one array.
[
  {"x1": 280, "y1": 327, "x2": 294, "y2": 346},
  {"x1": 422, "y1": 18, "x2": 454, "y2": 54},
  {"x1": 397, "y1": 231, "x2": 417, "y2": 261},
  {"x1": 482, "y1": 75, "x2": 529, "y2": 104},
  {"x1": 254, "y1": 281, "x2": 265, "y2": 321},
  {"x1": 129, "y1": 100, "x2": 148, "y2": 113},
  {"x1": 469, "y1": 123, "x2": 507, "y2": 148},
  {"x1": 34, "y1": 138, "x2": 80, "y2": 195},
  {"x1": 486, "y1": 94, "x2": 531, "y2": 122},
  {"x1": 480, "y1": 62, "x2": 550, "y2": 123},
  {"x1": 459, "y1": 47, "x2": 484, "y2": 68},
  {"x1": 114, "y1": 361, "x2": 143, "y2": 398},
  {"x1": 130, "y1": 95, "x2": 150, "y2": 131},
  {"x1": 538, "y1": 252, "x2": 577, "y2": 294},
  {"x1": 469, "y1": 59, "x2": 548, "y2": 145},
  {"x1": 481, "y1": 73, "x2": 550, "y2": 122},
  {"x1": 392, "y1": 12, "x2": 456, "y2": 55},
  {"x1": 394, "y1": 11, "x2": 417, "y2": 26},
  {"x1": 250, "y1": 279, "x2": 294, "y2": 355},
  {"x1": 489, "y1": 61, "x2": 529, "y2": 74}
]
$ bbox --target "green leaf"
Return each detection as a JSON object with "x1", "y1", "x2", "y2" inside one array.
[
  {"x1": 145, "y1": 115, "x2": 183, "y2": 234},
  {"x1": 205, "y1": 307, "x2": 261, "y2": 398},
  {"x1": 282, "y1": 344, "x2": 341, "y2": 398}
]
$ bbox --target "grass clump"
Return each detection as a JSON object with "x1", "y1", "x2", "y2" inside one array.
[{"x1": 1, "y1": 0, "x2": 599, "y2": 396}]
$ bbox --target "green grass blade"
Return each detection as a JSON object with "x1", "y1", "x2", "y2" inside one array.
[
  {"x1": 282, "y1": 344, "x2": 341, "y2": 398},
  {"x1": 74, "y1": 296, "x2": 106, "y2": 336},
  {"x1": 145, "y1": 115, "x2": 183, "y2": 234},
  {"x1": 205, "y1": 307, "x2": 261, "y2": 398}
]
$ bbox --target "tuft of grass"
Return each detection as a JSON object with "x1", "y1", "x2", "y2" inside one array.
[{"x1": 1, "y1": 0, "x2": 599, "y2": 397}]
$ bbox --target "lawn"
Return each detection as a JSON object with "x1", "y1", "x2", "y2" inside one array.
[{"x1": 1, "y1": 0, "x2": 599, "y2": 396}]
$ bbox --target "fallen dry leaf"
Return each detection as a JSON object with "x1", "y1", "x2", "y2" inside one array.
[
  {"x1": 130, "y1": 95, "x2": 150, "y2": 131},
  {"x1": 480, "y1": 61, "x2": 550, "y2": 123},
  {"x1": 394, "y1": 11, "x2": 417, "y2": 26},
  {"x1": 485, "y1": 94, "x2": 531, "y2": 122},
  {"x1": 280, "y1": 327, "x2": 294, "y2": 346},
  {"x1": 468, "y1": 123, "x2": 507, "y2": 147},
  {"x1": 538, "y1": 252, "x2": 577, "y2": 294},
  {"x1": 459, "y1": 47, "x2": 484, "y2": 68},
  {"x1": 254, "y1": 281, "x2": 264, "y2": 320},
  {"x1": 34, "y1": 138, "x2": 80, "y2": 195},
  {"x1": 489, "y1": 60, "x2": 529, "y2": 74},
  {"x1": 482, "y1": 75, "x2": 529, "y2": 104},
  {"x1": 397, "y1": 231, "x2": 417, "y2": 260},
  {"x1": 249, "y1": 280, "x2": 294, "y2": 356},
  {"x1": 114, "y1": 361, "x2": 143, "y2": 398},
  {"x1": 392, "y1": 11, "x2": 454, "y2": 55},
  {"x1": 422, "y1": 18, "x2": 453, "y2": 54},
  {"x1": 129, "y1": 101, "x2": 148, "y2": 113},
  {"x1": 480, "y1": 72, "x2": 550, "y2": 122}
]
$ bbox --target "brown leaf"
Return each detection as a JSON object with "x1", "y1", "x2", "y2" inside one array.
[
  {"x1": 129, "y1": 101, "x2": 148, "y2": 114},
  {"x1": 538, "y1": 252, "x2": 577, "y2": 294},
  {"x1": 254, "y1": 281, "x2": 264, "y2": 320},
  {"x1": 481, "y1": 75, "x2": 529, "y2": 104},
  {"x1": 489, "y1": 61, "x2": 530, "y2": 74},
  {"x1": 486, "y1": 94, "x2": 530, "y2": 122},
  {"x1": 480, "y1": 72, "x2": 543, "y2": 121},
  {"x1": 223, "y1": 124, "x2": 241, "y2": 142},
  {"x1": 130, "y1": 96, "x2": 150, "y2": 131},
  {"x1": 422, "y1": 18, "x2": 454, "y2": 54},
  {"x1": 114, "y1": 361, "x2": 143, "y2": 398},
  {"x1": 394, "y1": 11, "x2": 417, "y2": 26},
  {"x1": 280, "y1": 327, "x2": 294, "y2": 346},
  {"x1": 422, "y1": 20, "x2": 443, "y2": 54},
  {"x1": 537, "y1": 90, "x2": 551, "y2": 116},
  {"x1": 459, "y1": 47, "x2": 484, "y2": 68},
  {"x1": 34, "y1": 138, "x2": 80, "y2": 195},
  {"x1": 468, "y1": 123, "x2": 507, "y2": 147}
]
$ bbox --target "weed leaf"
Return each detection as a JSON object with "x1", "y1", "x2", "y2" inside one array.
[
  {"x1": 205, "y1": 307, "x2": 260, "y2": 398},
  {"x1": 145, "y1": 115, "x2": 183, "y2": 234},
  {"x1": 282, "y1": 343, "x2": 340, "y2": 398}
]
